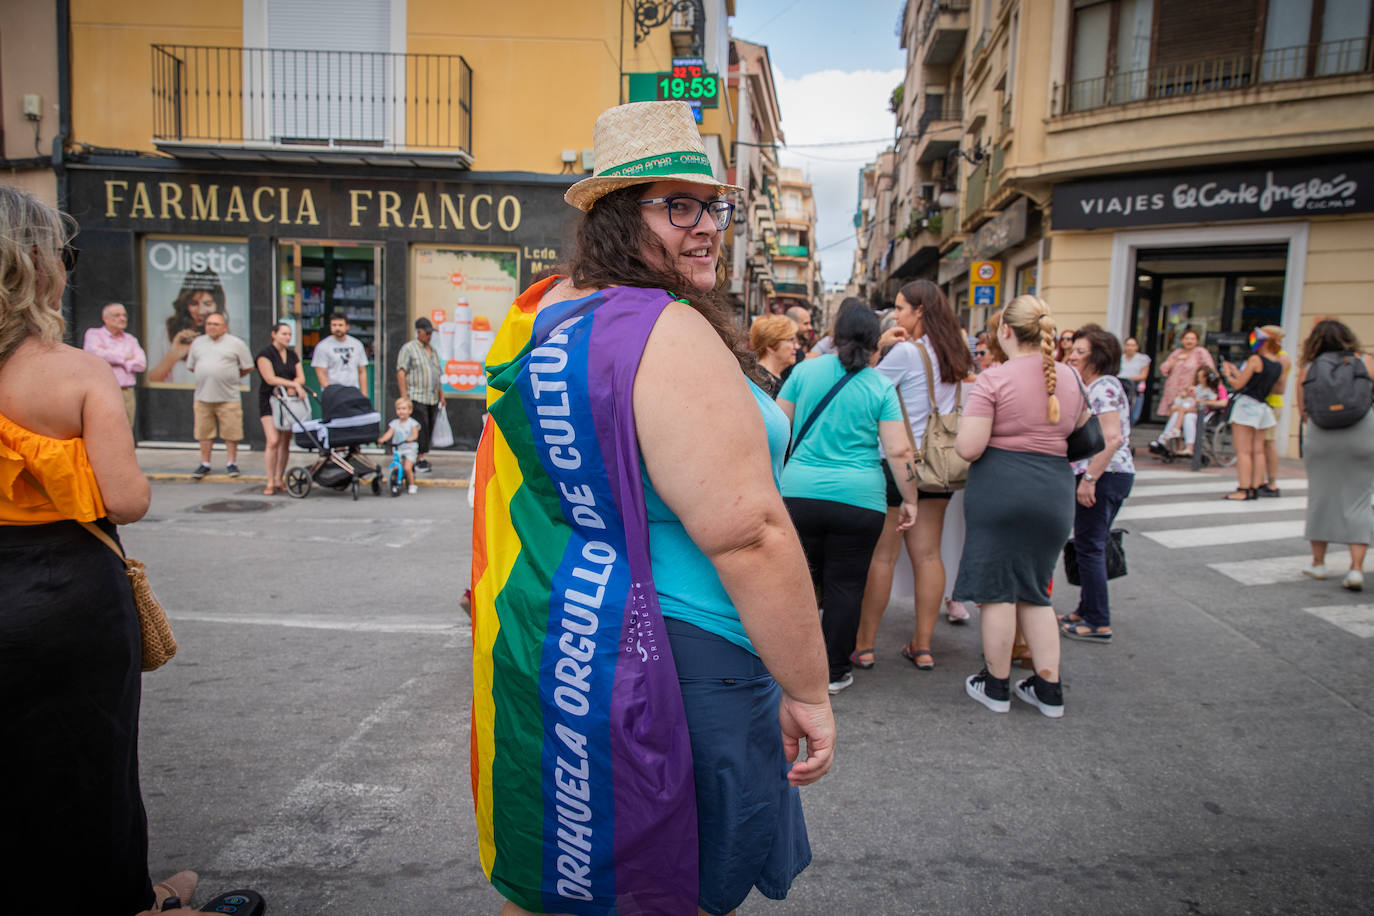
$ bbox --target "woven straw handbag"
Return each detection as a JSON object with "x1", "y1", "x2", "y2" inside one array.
[{"x1": 80, "y1": 521, "x2": 178, "y2": 671}]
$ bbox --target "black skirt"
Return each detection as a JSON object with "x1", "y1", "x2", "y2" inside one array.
[
  {"x1": 0, "y1": 519, "x2": 153, "y2": 914},
  {"x1": 952, "y1": 447, "x2": 1075, "y2": 606}
]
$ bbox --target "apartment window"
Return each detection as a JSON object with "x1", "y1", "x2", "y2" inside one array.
[
  {"x1": 1069, "y1": 0, "x2": 1154, "y2": 111},
  {"x1": 1262, "y1": 0, "x2": 1373, "y2": 81}
]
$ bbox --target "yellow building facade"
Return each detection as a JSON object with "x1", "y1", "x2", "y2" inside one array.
[
  {"x1": 885, "y1": 0, "x2": 1374, "y2": 456},
  {"x1": 7, "y1": 0, "x2": 742, "y2": 448}
]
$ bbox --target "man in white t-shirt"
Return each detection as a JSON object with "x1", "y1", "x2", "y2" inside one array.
[
  {"x1": 186, "y1": 312, "x2": 254, "y2": 479},
  {"x1": 313, "y1": 314, "x2": 369, "y2": 393}
]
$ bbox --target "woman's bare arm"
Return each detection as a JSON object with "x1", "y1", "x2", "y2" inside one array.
[
  {"x1": 955, "y1": 415, "x2": 992, "y2": 462},
  {"x1": 635, "y1": 303, "x2": 833, "y2": 785},
  {"x1": 79, "y1": 352, "x2": 150, "y2": 524}
]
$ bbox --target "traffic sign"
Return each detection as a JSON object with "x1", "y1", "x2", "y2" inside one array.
[
  {"x1": 973, "y1": 285, "x2": 997, "y2": 306},
  {"x1": 969, "y1": 260, "x2": 1002, "y2": 309}
]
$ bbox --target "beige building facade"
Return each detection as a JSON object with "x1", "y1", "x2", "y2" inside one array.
[{"x1": 875, "y1": 0, "x2": 1374, "y2": 456}]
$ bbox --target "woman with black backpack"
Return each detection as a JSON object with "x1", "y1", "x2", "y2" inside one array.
[{"x1": 1298, "y1": 319, "x2": 1374, "y2": 591}]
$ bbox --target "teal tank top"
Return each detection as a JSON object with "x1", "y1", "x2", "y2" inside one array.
[{"x1": 641, "y1": 381, "x2": 789, "y2": 654}]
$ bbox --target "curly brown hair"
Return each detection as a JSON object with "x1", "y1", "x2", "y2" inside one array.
[
  {"x1": 568, "y1": 185, "x2": 759, "y2": 384},
  {"x1": 1301, "y1": 319, "x2": 1361, "y2": 366}
]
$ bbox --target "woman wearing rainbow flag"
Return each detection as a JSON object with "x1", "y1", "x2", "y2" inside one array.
[{"x1": 471, "y1": 101, "x2": 835, "y2": 916}]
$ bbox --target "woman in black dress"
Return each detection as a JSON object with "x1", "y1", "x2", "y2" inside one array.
[{"x1": 256, "y1": 322, "x2": 307, "y2": 494}]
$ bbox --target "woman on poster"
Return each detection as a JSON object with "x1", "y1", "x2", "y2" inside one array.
[{"x1": 146, "y1": 270, "x2": 224, "y2": 384}]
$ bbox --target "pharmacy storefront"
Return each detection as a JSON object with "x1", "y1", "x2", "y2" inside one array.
[
  {"x1": 1046, "y1": 155, "x2": 1374, "y2": 453},
  {"x1": 66, "y1": 162, "x2": 573, "y2": 448}
]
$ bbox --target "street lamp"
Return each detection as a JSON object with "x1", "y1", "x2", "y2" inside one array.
[{"x1": 633, "y1": 0, "x2": 706, "y2": 57}]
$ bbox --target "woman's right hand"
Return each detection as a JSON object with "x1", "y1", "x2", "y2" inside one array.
[
  {"x1": 878, "y1": 326, "x2": 909, "y2": 350},
  {"x1": 778, "y1": 692, "x2": 835, "y2": 786},
  {"x1": 896, "y1": 499, "x2": 917, "y2": 531}
]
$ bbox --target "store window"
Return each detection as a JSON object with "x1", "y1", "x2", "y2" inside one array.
[
  {"x1": 409, "y1": 245, "x2": 520, "y2": 399},
  {"x1": 278, "y1": 241, "x2": 381, "y2": 403},
  {"x1": 1015, "y1": 262, "x2": 1038, "y2": 297},
  {"x1": 143, "y1": 236, "x2": 250, "y2": 387}
]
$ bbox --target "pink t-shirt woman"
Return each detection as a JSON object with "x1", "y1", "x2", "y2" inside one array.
[{"x1": 964, "y1": 354, "x2": 1087, "y2": 455}]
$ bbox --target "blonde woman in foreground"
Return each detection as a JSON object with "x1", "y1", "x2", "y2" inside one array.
[{"x1": 951, "y1": 296, "x2": 1090, "y2": 718}]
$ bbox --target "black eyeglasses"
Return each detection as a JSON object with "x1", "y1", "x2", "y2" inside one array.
[
  {"x1": 638, "y1": 195, "x2": 735, "y2": 230},
  {"x1": 60, "y1": 244, "x2": 79, "y2": 273},
  {"x1": 975, "y1": 348, "x2": 989, "y2": 356}
]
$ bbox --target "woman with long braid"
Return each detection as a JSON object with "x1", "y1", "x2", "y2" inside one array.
[{"x1": 952, "y1": 296, "x2": 1089, "y2": 718}]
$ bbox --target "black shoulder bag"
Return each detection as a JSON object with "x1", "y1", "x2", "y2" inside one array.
[
  {"x1": 786, "y1": 370, "x2": 859, "y2": 463},
  {"x1": 1065, "y1": 374, "x2": 1106, "y2": 462}
]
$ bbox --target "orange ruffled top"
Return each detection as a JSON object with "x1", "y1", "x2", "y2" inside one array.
[{"x1": 0, "y1": 411, "x2": 105, "y2": 525}]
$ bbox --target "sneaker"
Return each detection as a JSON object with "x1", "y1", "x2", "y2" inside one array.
[
  {"x1": 945, "y1": 598, "x2": 971, "y2": 624},
  {"x1": 415, "y1": 459, "x2": 432, "y2": 473},
  {"x1": 225, "y1": 463, "x2": 241, "y2": 478},
  {"x1": 827, "y1": 672, "x2": 854, "y2": 695},
  {"x1": 191, "y1": 463, "x2": 211, "y2": 479},
  {"x1": 407, "y1": 484, "x2": 419, "y2": 495},
  {"x1": 965, "y1": 668, "x2": 1010, "y2": 713},
  {"x1": 1015, "y1": 675, "x2": 1065, "y2": 718},
  {"x1": 1301, "y1": 564, "x2": 1330, "y2": 580},
  {"x1": 1344, "y1": 569, "x2": 1364, "y2": 591}
]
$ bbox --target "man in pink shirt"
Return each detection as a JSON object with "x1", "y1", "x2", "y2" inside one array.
[{"x1": 83, "y1": 302, "x2": 146, "y2": 427}]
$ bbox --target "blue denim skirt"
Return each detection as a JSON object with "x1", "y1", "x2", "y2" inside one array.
[{"x1": 665, "y1": 617, "x2": 812, "y2": 915}]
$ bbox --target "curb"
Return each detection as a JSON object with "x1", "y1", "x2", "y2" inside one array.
[{"x1": 144, "y1": 473, "x2": 469, "y2": 489}]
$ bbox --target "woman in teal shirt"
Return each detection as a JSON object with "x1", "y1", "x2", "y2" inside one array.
[{"x1": 777, "y1": 306, "x2": 920, "y2": 694}]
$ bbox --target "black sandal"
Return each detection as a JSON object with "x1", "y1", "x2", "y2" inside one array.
[{"x1": 1222, "y1": 488, "x2": 1256, "y2": 501}]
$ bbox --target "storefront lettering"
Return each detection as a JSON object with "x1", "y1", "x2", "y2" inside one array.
[
  {"x1": 104, "y1": 180, "x2": 321, "y2": 226},
  {"x1": 1077, "y1": 193, "x2": 1166, "y2": 218},
  {"x1": 349, "y1": 189, "x2": 523, "y2": 232},
  {"x1": 524, "y1": 245, "x2": 559, "y2": 274},
  {"x1": 103, "y1": 178, "x2": 526, "y2": 233},
  {"x1": 1259, "y1": 172, "x2": 1357, "y2": 212},
  {"x1": 146, "y1": 240, "x2": 248, "y2": 276}
]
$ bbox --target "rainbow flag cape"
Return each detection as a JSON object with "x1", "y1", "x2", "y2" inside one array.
[{"x1": 471, "y1": 278, "x2": 698, "y2": 914}]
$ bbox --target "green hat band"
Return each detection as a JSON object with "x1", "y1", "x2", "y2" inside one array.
[{"x1": 599, "y1": 151, "x2": 714, "y2": 180}]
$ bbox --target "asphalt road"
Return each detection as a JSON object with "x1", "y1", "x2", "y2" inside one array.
[{"x1": 130, "y1": 464, "x2": 1373, "y2": 915}]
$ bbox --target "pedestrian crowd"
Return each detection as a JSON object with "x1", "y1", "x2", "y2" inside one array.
[{"x1": 3, "y1": 97, "x2": 1373, "y2": 916}]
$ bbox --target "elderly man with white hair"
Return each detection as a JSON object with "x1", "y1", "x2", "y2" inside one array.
[{"x1": 83, "y1": 302, "x2": 147, "y2": 427}]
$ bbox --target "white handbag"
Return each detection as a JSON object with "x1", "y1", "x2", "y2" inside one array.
[{"x1": 271, "y1": 387, "x2": 310, "y2": 432}]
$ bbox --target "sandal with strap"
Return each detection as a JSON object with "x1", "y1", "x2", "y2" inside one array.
[
  {"x1": 849, "y1": 648, "x2": 875, "y2": 670},
  {"x1": 1222, "y1": 488, "x2": 1256, "y2": 501},
  {"x1": 901, "y1": 645, "x2": 935, "y2": 670}
]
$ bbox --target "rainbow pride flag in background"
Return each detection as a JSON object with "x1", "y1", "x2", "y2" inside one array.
[{"x1": 471, "y1": 278, "x2": 699, "y2": 914}]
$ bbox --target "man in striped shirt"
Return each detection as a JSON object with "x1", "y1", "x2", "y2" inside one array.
[{"x1": 397, "y1": 317, "x2": 444, "y2": 472}]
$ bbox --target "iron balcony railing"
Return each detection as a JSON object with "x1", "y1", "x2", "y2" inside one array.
[
  {"x1": 1059, "y1": 38, "x2": 1373, "y2": 114},
  {"x1": 917, "y1": 96, "x2": 963, "y2": 136},
  {"x1": 151, "y1": 44, "x2": 472, "y2": 153}
]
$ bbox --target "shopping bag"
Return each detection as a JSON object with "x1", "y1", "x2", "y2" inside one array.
[{"x1": 431, "y1": 407, "x2": 455, "y2": 448}]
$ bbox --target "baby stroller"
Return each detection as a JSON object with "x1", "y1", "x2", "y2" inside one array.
[{"x1": 279, "y1": 385, "x2": 385, "y2": 500}]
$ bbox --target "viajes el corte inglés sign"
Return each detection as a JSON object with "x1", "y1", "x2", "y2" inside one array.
[{"x1": 1052, "y1": 159, "x2": 1374, "y2": 230}]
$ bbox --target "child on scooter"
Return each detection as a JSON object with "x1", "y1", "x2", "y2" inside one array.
[{"x1": 379, "y1": 397, "x2": 420, "y2": 494}]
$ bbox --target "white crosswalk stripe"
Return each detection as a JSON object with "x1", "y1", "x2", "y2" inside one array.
[
  {"x1": 1301, "y1": 605, "x2": 1374, "y2": 638},
  {"x1": 1127, "y1": 479, "x2": 1307, "y2": 499},
  {"x1": 1208, "y1": 549, "x2": 1350, "y2": 585},
  {"x1": 1118, "y1": 495, "x2": 1308, "y2": 521},
  {"x1": 1139, "y1": 519, "x2": 1305, "y2": 548}
]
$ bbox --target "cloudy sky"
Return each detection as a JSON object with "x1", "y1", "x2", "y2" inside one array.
[{"x1": 731, "y1": 0, "x2": 906, "y2": 287}]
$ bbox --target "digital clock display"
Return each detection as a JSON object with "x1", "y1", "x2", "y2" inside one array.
[{"x1": 656, "y1": 59, "x2": 719, "y2": 107}]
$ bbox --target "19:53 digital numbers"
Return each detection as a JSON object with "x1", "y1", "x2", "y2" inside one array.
[{"x1": 657, "y1": 75, "x2": 717, "y2": 100}]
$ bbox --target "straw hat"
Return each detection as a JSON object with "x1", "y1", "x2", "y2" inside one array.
[{"x1": 564, "y1": 101, "x2": 742, "y2": 211}]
